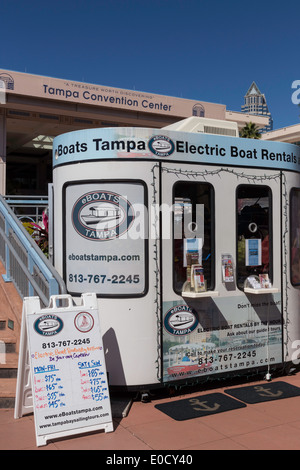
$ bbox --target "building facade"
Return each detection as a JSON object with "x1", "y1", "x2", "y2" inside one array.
[{"x1": 0, "y1": 70, "x2": 269, "y2": 196}]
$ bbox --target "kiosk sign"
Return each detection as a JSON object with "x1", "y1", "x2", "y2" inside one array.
[
  {"x1": 15, "y1": 294, "x2": 114, "y2": 447},
  {"x1": 65, "y1": 182, "x2": 146, "y2": 296}
]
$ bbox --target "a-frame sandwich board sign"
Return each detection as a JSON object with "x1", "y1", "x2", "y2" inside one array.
[{"x1": 14, "y1": 293, "x2": 113, "y2": 447}]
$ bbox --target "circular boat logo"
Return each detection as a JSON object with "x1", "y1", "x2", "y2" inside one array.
[
  {"x1": 148, "y1": 135, "x2": 175, "y2": 157},
  {"x1": 74, "y1": 312, "x2": 94, "y2": 333},
  {"x1": 164, "y1": 305, "x2": 198, "y2": 336},
  {"x1": 34, "y1": 315, "x2": 64, "y2": 336},
  {"x1": 72, "y1": 190, "x2": 135, "y2": 241}
]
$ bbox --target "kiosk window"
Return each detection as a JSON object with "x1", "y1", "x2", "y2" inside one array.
[
  {"x1": 290, "y1": 189, "x2": 300, "y2": 286},
  {"x1": 237, "y1": 185, "x2": 272, "y2": 289},
  {"x1": 173, "y1": 182, "x2": 214, "y2": 294}
]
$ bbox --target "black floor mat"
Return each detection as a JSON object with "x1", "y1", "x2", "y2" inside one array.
[
  {"x1": 155, "y1": 393, "x2": 246, "y2": 421},
  {"x1": 225, "y1": 381, "x2": 300, "y2": 404}
]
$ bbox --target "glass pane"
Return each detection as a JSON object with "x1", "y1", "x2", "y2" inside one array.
[
  {"x1": 237, "y1": 185, "x2": 272, "y2": 289},
  {"x1": 173, "y1": 182, "x2": 214, "y2": 294},
  {"x1": 291, "y1": 189, "x2": 300, "y2": 286}
]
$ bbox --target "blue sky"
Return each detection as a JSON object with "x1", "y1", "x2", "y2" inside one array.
[{"x1": 1, "y1": 0, "x2": 300, "y2": 129}]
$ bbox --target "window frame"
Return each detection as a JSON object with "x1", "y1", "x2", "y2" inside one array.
[
  {"x1": 236, "y1": 184, "x2": 273, "y2": 291},
  {"x1": 290, "y1": 187, "x2": 300, "y2": 287},
  {"x1": 172, "y1": 180, "x2": 215, "y2": 295},
  {"x1": 63, "y1": 179, "x2": 149, "y2": 298}
]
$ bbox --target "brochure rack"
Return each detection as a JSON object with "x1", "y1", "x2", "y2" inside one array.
[{"x1": 243, "y1": 275, "x2": 279, "y2": 295}]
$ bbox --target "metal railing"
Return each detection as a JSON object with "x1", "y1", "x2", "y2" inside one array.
[
  {"x1": 0, "y1": 195, "x2": 66, "y2": 307},
  {"x1": 4, "y1": 195, "x2": 48, "y2": 224}
]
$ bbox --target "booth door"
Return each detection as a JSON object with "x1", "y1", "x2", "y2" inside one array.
[
  {"x1": 282, "y1": 171, "x2": 300, "y2": 364},
  {"x1": 160, "y1": 162, "x2": 283, "y2": 383}
]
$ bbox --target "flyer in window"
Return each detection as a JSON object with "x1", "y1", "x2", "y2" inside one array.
[
  {"x1": 192, "y1": 265, "x2": 206, "y2": 292},
  {"x1": 183, "y1": 238, "x2": 202, "y2": 267},
  {"x1": 222, "y1": 254, "x2": 234, "y2": 283},
  {"x1": 245, "y1": 239, "x2": 261, "y2": 266}
]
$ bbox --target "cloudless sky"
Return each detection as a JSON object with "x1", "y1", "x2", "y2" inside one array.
[{"x1": 1, "y1": 0, "x2": 300, "y2": 129}]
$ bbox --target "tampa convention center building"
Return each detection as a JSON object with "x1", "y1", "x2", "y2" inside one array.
[{"x1": 0, "y1": 69, "x2": 299, "y2": 197}]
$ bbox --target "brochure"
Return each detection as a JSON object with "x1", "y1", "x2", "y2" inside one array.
[
  {"x1": 245, "y1": 275, "x2": 261, "y2": 289},
  {"x1": 245, "y1": 239, "x2": 262, "y2": 266},
  {"x1": 191, "y1": 264, "x2": 206, "y2": 292},
  {"x1": 222, "y1": 254, "x2": 234, "y2": 283},
  {"x1": 183, "y1": 238, "x2": 202, "y2": 267},
  {"x1": 259, "y1": 273, "x2": 271, "y2": 288}
]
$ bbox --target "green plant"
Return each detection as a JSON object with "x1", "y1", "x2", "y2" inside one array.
[
  {"x1": 240, "y1": 122, "x2": 261, "y2": 139},
  {"x1": 23, "y1": 211, "x2": 49, "y2": 257}
]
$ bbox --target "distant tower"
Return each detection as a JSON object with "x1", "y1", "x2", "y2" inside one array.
[{"x1": 241, "y1": 81, "x2": 273, "y2": 132}]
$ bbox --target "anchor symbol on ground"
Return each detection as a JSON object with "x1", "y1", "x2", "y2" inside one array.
[
  {"x1": 189, "y1": 398, "x2": 221, "y2": 412},
  {"x1": 254, "y1": 386, "x2": 283, "y2": 398}
]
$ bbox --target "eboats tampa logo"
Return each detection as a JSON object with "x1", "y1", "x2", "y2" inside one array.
[
  {"x1": 148, "y1": 135, "x2": 175, "y2": 157},
  {"x1": 34, "y1": 315, "x2": 64, "y2": 336},
  {"x1": 72, "y1": 190, "x2": 135, "y2": 241},
  {"x1": 164, "y1": 305, "x2": 199, "y2": 336}
]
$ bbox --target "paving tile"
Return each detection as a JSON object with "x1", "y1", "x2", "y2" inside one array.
[
  {"x1": 0, "y1": 408, "x2": 17, "y2": 425},
  {"x1": 253, "y1": 396, "x2": 300, "y2": 423},
  {"x1": 126, "y1": 417, "x2": 224, "y2": 450},
  {"x1": 0, "y1": 414, "x2": 36, "y2": 450},
  {"x1": 52, "y1": 421, "x2": 152, "y2": 450},
  {"x1": 199, "y1": 405, "x2": 281, "y2": 437},
  {"x1": 232, "y1": 423, "x2": 300, "y2": 450},
  {"x1": 185, "y1": 437, "x2": 248, "y2": 450},
  {"x1": 120, "y1": 400, "x2": 172, "y2": 428}
]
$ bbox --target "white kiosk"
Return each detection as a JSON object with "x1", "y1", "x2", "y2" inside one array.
[{"x1": 52, "y1": 118, "x2": 300, "y2": 390}]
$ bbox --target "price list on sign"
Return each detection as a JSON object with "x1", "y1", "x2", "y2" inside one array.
[
  {"x1": 24, "y1": 294, "x2": 113, "y2": 446},
  {"x1": 32, "y1": 354, "x2": 109, "y2": 410}
]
